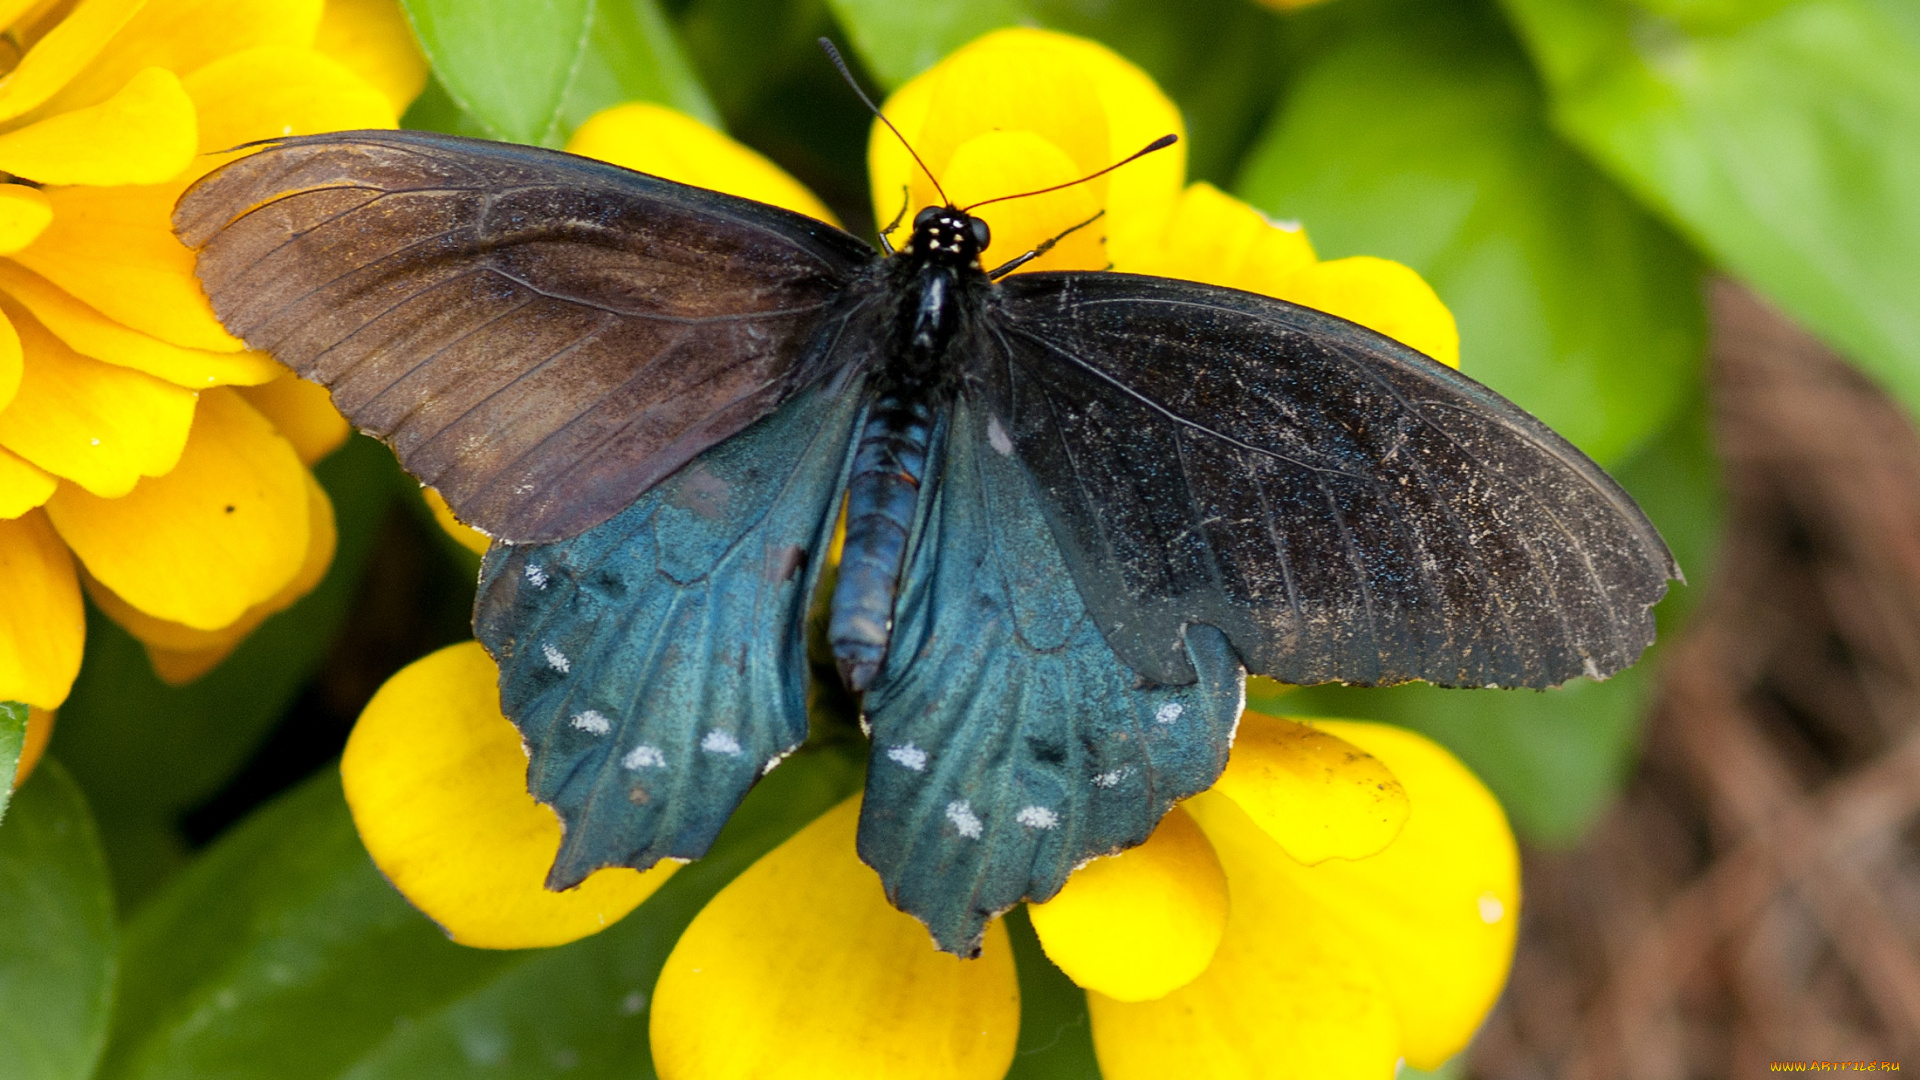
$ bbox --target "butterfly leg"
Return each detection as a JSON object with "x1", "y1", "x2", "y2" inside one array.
[
  {"x1": 986, "y1": 210, "x2": 1105, "y2": 280},
  {"x1": 878, "y1": 185, "x2": 911, "y2": 255}
]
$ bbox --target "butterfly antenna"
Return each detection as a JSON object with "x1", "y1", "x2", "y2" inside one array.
[
  {"x1": 818, "y1": 38, "x2": 950, "y2": 207},
  {"x1": 961, "y1": 134, "x2": 1178, "y2": 213}
]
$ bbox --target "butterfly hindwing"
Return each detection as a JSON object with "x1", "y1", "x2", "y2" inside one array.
[
  {"x1": 174, "y1": 130, "x2": 877, "y2": 542},
  {"x1": 986, "y1": 271, "x2": 1679, "y2": 691},
  {"x1": 474, "y1": 379, "x2": 864, "y2": 888},
  {"x1": 858, "y1": 396, "x2": 1245, "y2": 955}
]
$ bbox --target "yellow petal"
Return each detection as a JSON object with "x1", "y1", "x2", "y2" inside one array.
[
  {"x1": 0, "y1": 302, "x2": 17, "y2": 406},
  {"x1": 235, "y1": 373, "x2": 345, "y2": 464},
  {"x1": 566, "y1": 102, "x2": 838, "y2": 225},
  {"x1": 941, "y1": 129, "x2": 1104, "y2": 274},
  {"x1": 13, "y1": 705, "x2": 54, "y2": 787},
  {"x1": 0, "y1": 260, "x2": 282, "y2": 387},
  {"x1": 45, "y1": 386, "x2": 307, "y2": 628},
  {"x1": 422, "y1": 484, "x2": 489, "y2": 556},
  {"x1": 15, "y1": 180, "x2": 244, "y2": 351},
  {"x1": 912, "y1": 31, "x2": 1111, "y2": 212},
  {"x1": 341, "y1": 641, "x2": 670, "y2": 948},
  {"x1": 652, "y1": 797, "x2": 1020, "y2": 1080},
  {"x1": 0, "y1": 0, "x2": 147, "y2": 124},
  {"x1": 874, "y1": 29, "x2": 1184, "y2": 268},
  {"x1": 0, "y1": 1, "x2": 51, "y2": 35},
  {"x1": 1126, "y1": 182, "x2": 1318, "y2": 294},
  {"x1": 314, "y1": 0, "x2": 428, "y2": 115},
  {"x1": 32, "y1": 0, "x2": 323, "y2": 119},
  {"x1": 1263, "y1": 720, "x2": 1518, "y2": 1069},
  {"x1": 0, "y1": 446, "x2": 54, "y2": 517},
  {"x1": 0, "y1": 296, "x2": 196, "y2": 497},
  {"x1": 1092, "y1": 790, "x2": 1402, "y2": 1080},
  {"x1": 1213, "y1": 711, "x2": 1409, "y2": 865},
  {"x1": 183, "y1": 45, "x2": 396, "y2": 160},
  {"x1": 1028, "y1": 805, "x2": 1227, "y2": 1002},
  {"x1": 12, "y1": 44, "x2": 395, "y2": 352},
  {"x1": 86, "y1": 468, "x2": 333, "y2": 682},
  {"x1": 0, "y1": 510, "x2": 83, "y2": 709},
  {"x1": 0, "y1": 184, "x2": 53, "y2": 254},
  {"x1": 1281, "y1": 256, "x2": 1461, "y2": 368},
  {"x1": 0, "y1": 66, "x2": 196, "y2": 185}
]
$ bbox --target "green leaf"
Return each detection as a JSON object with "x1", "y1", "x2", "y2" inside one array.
[
  {"x1": 52, "y1": 437, "x2": 397, "y2": 906},
  {"x1": 0, "y1": 700, "x2": 24, "y2": 825},
  {"x1": 823, "y1": 0, "x2": 1283, "y2": 185},
  {"x1": 101, "y1": 749, "x2": 861, "y2": 1080},
  {"x1": 402, "y1": 0, "x2": 594, "y2": 145},
  {"x1": 403, "y1": 0, "x2": 715, "y2": 146},
  {"x1": 399, "y1": 76, "x2": 498, "y2": 139},
  {"x1": 98, "y1": 770, "x2": 512, "y2": 1080},
  {"x1": 1267, "y1": 395, "x2": 1723, "y2": 843},
  {"x1": 1235, "y1": 0, "x2": 1703, "y2": 466},
  {"x1": 0, "y1": 761, "x2": 116, "y2": 1080},
  {"x1": 1499, "y1": 0, "x2": 1920, "y2": 422},
  {"x1": 559, "y1": 0, "x2": 720, "y2": 132}
]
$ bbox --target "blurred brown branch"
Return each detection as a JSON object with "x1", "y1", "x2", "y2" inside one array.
[{"x1": 1471, "y1": 282, "x2": 1920, "y2": 1078}]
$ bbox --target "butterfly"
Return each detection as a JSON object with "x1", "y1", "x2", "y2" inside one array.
[{"x1": 174, "y1": 124, "x2": 1676, "y2": 956}]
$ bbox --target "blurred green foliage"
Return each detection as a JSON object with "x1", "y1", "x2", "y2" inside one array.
[{"x1": 5, "y1": 0, "x2": 1913, "y2": 1074}]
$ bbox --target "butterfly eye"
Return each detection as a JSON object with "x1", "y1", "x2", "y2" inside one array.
[
  {"x1": 969, "y1": 217, "x2": 990, "y2": 250},
  {"x1": 913, "y1": 206, "x2": 941, "y2": 230}
]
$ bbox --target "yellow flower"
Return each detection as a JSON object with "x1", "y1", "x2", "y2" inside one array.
[
  {"x1": 0, "y1": 0, "x2": 428, "y2": 704},
  {"x1": 349, "y1": 46, "x2": 1514, "y2": 1077},
  {"x1": 868, "y1": 27, "x2": 1458, "y2": 369},
  {"x1": 350, "y1": 643, "x2": 1515, "y2": 1079}
]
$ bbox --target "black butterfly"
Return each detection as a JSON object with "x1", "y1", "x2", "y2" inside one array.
[{"x1": 174, "y1": 126, "x2": 1675, "y2": 955}]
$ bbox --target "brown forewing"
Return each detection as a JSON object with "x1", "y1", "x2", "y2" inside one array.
[{"x1": 174, "y1": 130, "x2": 877, "y2": 542}]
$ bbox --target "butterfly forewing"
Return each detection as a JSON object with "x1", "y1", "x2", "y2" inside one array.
[
  {"x1": 981, "y1": 271, "x2": 1677, "y2": 690},
  {"x1": 173, "y1": 130, "x2": 877, "y2": 542}
]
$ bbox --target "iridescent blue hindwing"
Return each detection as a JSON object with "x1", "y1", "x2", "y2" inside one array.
[
  {"x1": 857, "y1": 396, "x2": 1246, "y2": 955},
  {"x1": 475, "y1": 379, "x2": 865, "y2": 888}
]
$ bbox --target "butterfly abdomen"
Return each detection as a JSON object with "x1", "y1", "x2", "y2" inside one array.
[{"x1": 829, "y1": 395, "x2": 937, "y2": 691}]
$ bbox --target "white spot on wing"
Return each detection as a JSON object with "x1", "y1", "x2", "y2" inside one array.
[
  {"x1": 1155, "y1": 702, "x2": 1184, "y2": 725},
  {"x1": 945, "y1": 800, "x2": 983, "y2": 839},
  {"x1": 1016, "y1": 805, "x2": 1059, "y2": 829},
  {"x1": 542, "y1": 643, "x2": 571, "y2": 673},
  {"x1": 570, "y1": 710, "x2": 610, "y2": 735},
  {"x1": 1478, "y1": 892, "x2": 1506, "y2": 924},
  {"x1": 886, "y1": 744, "x2": 928, "y2": 771},
  {"x1": 987, "y1": 414, "x2": 1014, "y2": 457},
  {"x1": 1582, "y1": 656, "x2": 1604, "y2": 681},
  {"x1": 623, "y1": 744, "x2": 666, "y2": 769},
  {"x1": 701, "y1": 730, "x2": 742, "y2": 755},
  {"x1": 524, "y1": 563, "x2": 549, "y2": 588},
  {"x1": 1092, "y1": 768, "x2": 1127, "y2": 789}
]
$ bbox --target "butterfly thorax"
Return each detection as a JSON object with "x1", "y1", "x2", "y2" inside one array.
[
  {"x1": 828, "y1": 206, "x2": 992, "y2": 692},
  {"x1": 877, "y1": 206, "x2": 992, "y2": 399}
]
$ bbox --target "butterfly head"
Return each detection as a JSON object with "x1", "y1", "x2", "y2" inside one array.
[{"x1": 904, "y1": 206, "x2": 990, "y2": 269}]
